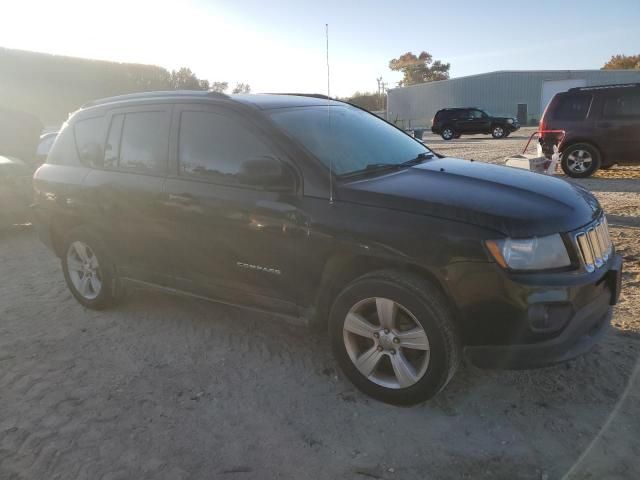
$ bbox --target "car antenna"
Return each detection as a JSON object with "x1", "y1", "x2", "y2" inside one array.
[{"x1": 326, "y1": 23, "x2": 334, "y2": 205}]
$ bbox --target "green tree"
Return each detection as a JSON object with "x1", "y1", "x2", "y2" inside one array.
[
  {"x1": 210, "y1": 81, "x2": 229, "y2": 93},
  {"x1": 602, "y1": 54, "x2": 640, "y2": 69},
  {"x1": 169, "y1": 67, "x2": 202, "y2": 90},
  {"x1": 232, "y1": 83, "x2": 251, "y2": 94},
  {"x1": 389, "y1": 51, "x2": 450, "y2": 86},
  {"x1": 343, "y1": 91, "x2": 386, "y2": 112}
]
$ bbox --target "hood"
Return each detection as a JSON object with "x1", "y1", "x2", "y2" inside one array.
[{"x1": 338, "y1": 157, "x2": 601, "y2": 237}]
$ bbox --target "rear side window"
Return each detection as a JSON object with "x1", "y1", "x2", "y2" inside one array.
[
  {"x1": 102, "y1": 111, "x2": 169, "y2": 173},
  {"x1": 602, "y1": 91, "x2": 640, "y2": 119},
  {"x1": 74, "y1": 116, "x2": 105, "y2": 166},
  {"x1": 178, "y1": 110, "x2": 274, "y2": 185},
  {"x1": 552, "y1": 94, "x2": 592, "y2": 121},
  {"x1": 119, "y1": 112, "x2": 168, "y2": 172}
]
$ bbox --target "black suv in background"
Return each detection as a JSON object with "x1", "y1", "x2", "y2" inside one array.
[
  {"x1": 540, "y1": 83, "x2": 640, "y2": 178},
  {"x1": 33, "y1": 92, "x2": 621, "y2": 405},
  {"x1": 431, "y1": 107, "x2": 519, "y2": 140}
]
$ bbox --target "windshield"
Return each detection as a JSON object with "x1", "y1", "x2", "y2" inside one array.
[{"x1": 269, "y1": 105, "x2": 431, "y2": 176}]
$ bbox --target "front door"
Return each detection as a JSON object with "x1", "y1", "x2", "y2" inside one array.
[
  {"x1": 161, "y1": 104, "x2": 304, "y2": 314},
  {"x1": 598, "y1": 89, "x2": 640, "y2": 164}
]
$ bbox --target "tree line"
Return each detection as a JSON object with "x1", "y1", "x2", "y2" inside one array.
[{"x1": 0, "y1": 47, "x2": 250, "y2": 125}]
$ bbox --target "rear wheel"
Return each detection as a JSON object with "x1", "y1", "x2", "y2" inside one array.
[
  {"x1": 561, "y1": 143, "x2": 601, "y2": 178},
  {"x1": 491, "y1": 125, "x2": 506, "y2": 139},
  {"x1": 329, "y1": 270, "x2": 460, "y2": 405},
  {"x1": 62, "y1": 227, "x2": 119, "y2": 309},
  {"x1": 441, "y1": 127, "x2": 455, "y2": 141}
]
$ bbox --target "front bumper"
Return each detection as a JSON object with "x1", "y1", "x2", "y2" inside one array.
[{"x1": 461, "y1": 254, "x2": 622, "y2": 369}]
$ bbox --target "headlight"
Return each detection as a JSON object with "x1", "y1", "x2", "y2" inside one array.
[
  {"x1": 507, "y1": 118, "x2": 514, "y2": 124},
  {"x1": 485, "y1": 234, "x2": 571, "y2": 270}
]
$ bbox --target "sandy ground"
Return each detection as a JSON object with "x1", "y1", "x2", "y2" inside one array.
[{"x1": 1, "y1": 129, "x2": 639, "y2": 479}]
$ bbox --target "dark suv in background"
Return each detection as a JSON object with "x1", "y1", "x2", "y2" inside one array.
[
  {"x1": 33, "y1": 92, "x2": 621, "y2": 405},
  {"x1": 540, "y1": 83, "x2": 640, "y2": 178},
  {"x1": 431, "y1": 107, "x2": 519, "y2": 140}
]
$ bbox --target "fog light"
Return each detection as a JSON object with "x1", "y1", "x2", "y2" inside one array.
[{"x1": 528, "y1": 303, "x2": 572, "y2": 333}]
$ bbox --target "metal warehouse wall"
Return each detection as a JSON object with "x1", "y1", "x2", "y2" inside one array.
[{"x1": 387, "y1": 70, "x2": 640, "y2": 129}]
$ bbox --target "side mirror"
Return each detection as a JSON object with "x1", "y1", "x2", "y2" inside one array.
[{"x1": 238, "y1": 155, "x2": 293, "y2": 189}]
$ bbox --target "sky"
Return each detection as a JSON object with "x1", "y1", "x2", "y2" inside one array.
[{"x1": 1, "y1": 0, "x2": 639, "y2": 97}]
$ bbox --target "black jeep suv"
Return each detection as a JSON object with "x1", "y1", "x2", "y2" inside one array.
[
  {"x1": 540, "y1": 83, "x2": 640, "y2": 178},
  {"x1": 33, "y1": 92, "x2": 621, "y2": 405},
  {"x1": 431, "y1": 107, "x2": 519, "y2": 140}
]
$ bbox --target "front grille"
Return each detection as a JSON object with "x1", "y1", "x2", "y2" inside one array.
[{"x1": 575, "y1": 217, "x2": 612, "y2": 272}]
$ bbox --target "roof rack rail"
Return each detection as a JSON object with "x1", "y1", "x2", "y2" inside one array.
[
  {"x1": 568, "y1": 83, "x2": 640, "y2": 92},
  {"x1": 266, "y1": 93, "x2": 333, "y2": 100},
  {"x1": 82, "y1": 90, "x2": 228, "y2": 108}
]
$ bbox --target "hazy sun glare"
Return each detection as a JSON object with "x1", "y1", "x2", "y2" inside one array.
[{"x1": 0, "y1": 0, "x2": 331, "y2": 94}]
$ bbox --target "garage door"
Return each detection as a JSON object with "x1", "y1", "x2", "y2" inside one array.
[{"x1": 541, "y1": 79, "x2": 587, "y2": 115}]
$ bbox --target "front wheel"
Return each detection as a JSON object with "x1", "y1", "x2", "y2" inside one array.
[
  {"x1": 561, "y1": 143, "x2": 601, "y2": 178},
  {"x1": 491, "y1": 125, "x2": 506, "y2": 139},
  {"x1": 329, "y1": 270, "x2": 460, "y2": 405}
]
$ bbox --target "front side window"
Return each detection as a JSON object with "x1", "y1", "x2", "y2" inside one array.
[
  {"x1": 178, "y1": 110, "x2": 275, "y2": 185},
  {"x1": 553, "y1": 94, "x2": 592, "y2": 121},
  {"x1": 470, "y1": 110, "x2": 486, "y2": 119},
  {"x1": 602, "y1": 91, "x2": 640, "y2": 119},
  {"x1": 269, "y1": 105, "x2": 430, "y2": 176}
]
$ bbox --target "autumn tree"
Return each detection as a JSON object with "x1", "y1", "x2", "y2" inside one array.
[
  {"x1": 602, "y1": 54, "x2": 640, "y2": 70},
  {"x1": 232, "y1": 83, "x2": 251, "y2": 94},
  {"x1": 389, "y1": 51, "x2": 450, "y2": 86}
]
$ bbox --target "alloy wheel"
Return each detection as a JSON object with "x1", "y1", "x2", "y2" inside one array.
[
  {"x1": 66, "y1": 241, "x2": 102, "y2": 300},
  {"x1": 566, "y1": 149, "x2": 593, "y2": 174},
  {"x1": 343, "y1": 297, "x2": 430, "y2": 389},
  {"x1": 442, "y1": 128, "x2": 454, "y2": 140},
  {"x1": 493, "y1": 126, "x2": 504, "y2": 137}
]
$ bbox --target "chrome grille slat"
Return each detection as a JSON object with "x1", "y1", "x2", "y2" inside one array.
[{"x1": 574, "y1": 217, "x2": 612, "y2": 272}]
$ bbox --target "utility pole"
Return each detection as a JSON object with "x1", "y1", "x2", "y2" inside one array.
[{"x1": 376, "y1": 77, "x2": 383, "y2": 110}]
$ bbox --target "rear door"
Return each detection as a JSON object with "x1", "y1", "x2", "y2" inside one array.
[
  {"x1": 598, "y1": 88, "x2": 640, "y2": 164},
  {"x1": 81, "y1": 104, "x2": 172, "y2": 284}
]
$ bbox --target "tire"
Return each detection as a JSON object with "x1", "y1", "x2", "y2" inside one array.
[
  {"x1": 62, "y1": 226, "x2": 120, "y2": 309},
  {"x1": 329, "y1": 270, "x2": 460, "y2": 405},
  {"x1": 561, "y1": 143, "x2": 601, "y2": 178},
  {"x1": 441, "y1": 126, "x2": 455, "y2": 141},
  {"x1": 491, "y1": 125, "x2": 506, "y2": 139}
]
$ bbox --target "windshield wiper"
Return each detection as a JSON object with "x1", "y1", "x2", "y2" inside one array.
[
  {"x1": 340, "y1": 152, "x2": 434, "y2": 179},
  {"x1": 398, "y1": 151, "x2": 434, "y2": 167}
]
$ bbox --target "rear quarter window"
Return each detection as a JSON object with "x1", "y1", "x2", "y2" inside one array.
[{"x1": 552, "y1": 94, "x2": 592, "y2": 121}]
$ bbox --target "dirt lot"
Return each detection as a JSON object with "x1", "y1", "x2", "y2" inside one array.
[{"x1": 1, "y1": 128, "x2": 639, "y2": 479}]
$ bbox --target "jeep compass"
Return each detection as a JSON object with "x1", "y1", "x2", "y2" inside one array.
[{"x1": 33, "y1": 92, "x2": 622, "y2": 404}]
